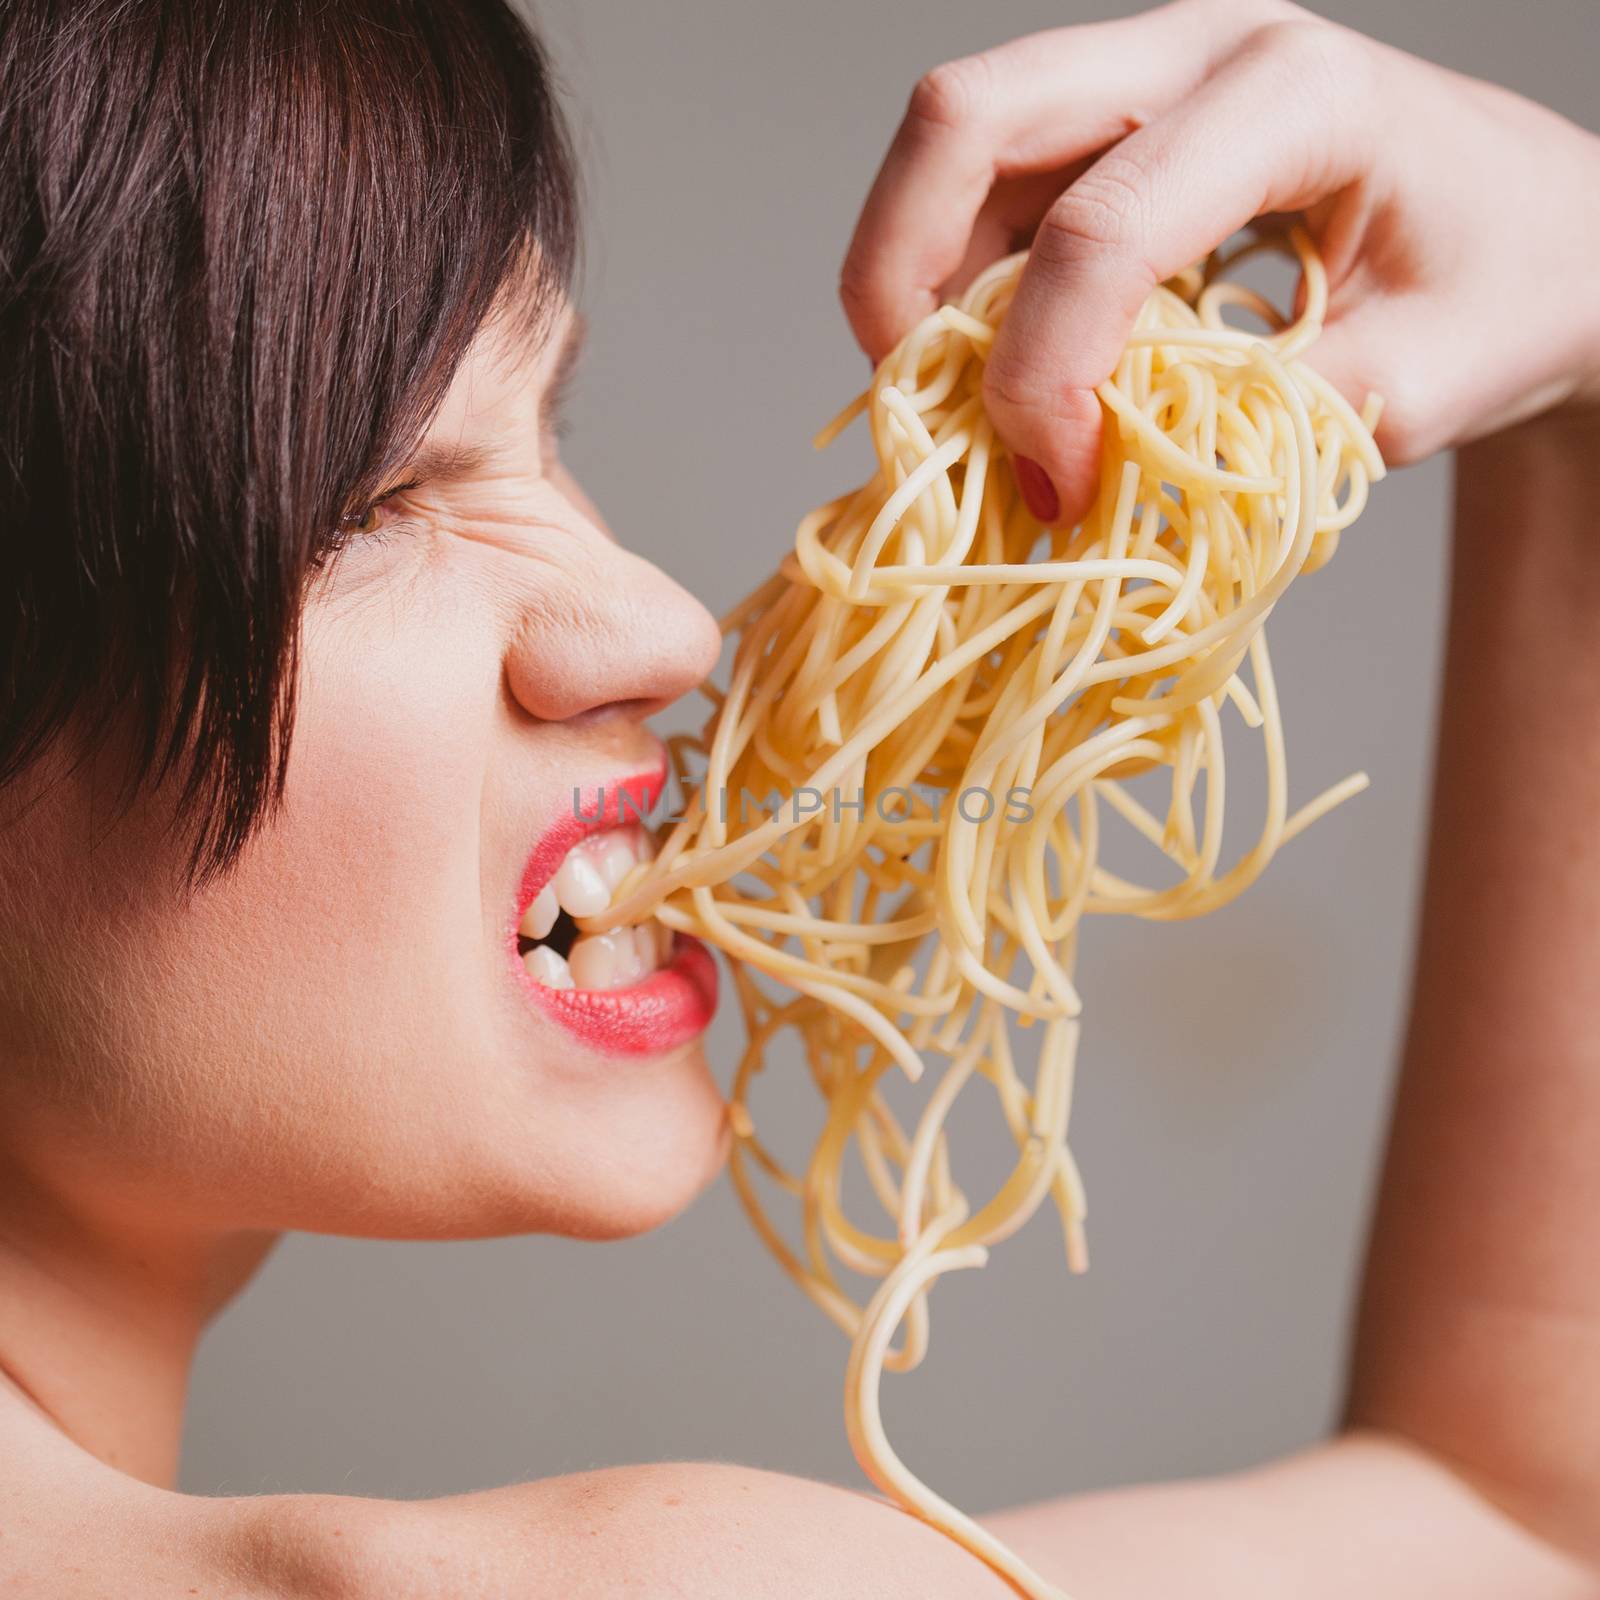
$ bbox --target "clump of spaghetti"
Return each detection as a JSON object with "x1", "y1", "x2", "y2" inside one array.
[{"x1": 598, "y1": 230, "x2": 1383, "y2": 1599}]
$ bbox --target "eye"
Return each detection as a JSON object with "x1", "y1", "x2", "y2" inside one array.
[
  {"x1": 338, "y1": 479, "x2": 420, "y2": 537},
  {"x1": 311, "y1": 480, "x2": 422, "y2": 574},
  {"x1": 344, "y1": 501, "x2": 385, "y2": 535}
]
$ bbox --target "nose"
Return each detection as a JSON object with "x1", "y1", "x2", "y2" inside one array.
[{"x1": 503, "y1": 527, "x2": 722, "y2": 725}]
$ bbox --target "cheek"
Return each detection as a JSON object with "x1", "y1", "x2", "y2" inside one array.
[
  {"x1": 277, "y1": 612, "x2": 490, "y2": 937},
  {"x1": 50, "y1": 597, "x2": 514, "y2": 1222},
  {"x1": 196, "y1": 602, "x2": 506, "y2": 1123}
]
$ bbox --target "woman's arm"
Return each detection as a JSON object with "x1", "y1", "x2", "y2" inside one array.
[
  {"x1": 980, "y1": 410, "x2": 1600, "y2": 1596},
  {"x1": 984, "y1": 1432, "x2": 1593, "y2": 1598},
  {"x1": 1346, "y1": 410, "x2": 1600, "y2": 1565}
]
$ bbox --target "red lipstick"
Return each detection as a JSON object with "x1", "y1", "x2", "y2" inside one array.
[
  {"x1": 526, "y1": 940, "x2": 719, "y2": 1056},
  {"x1": 510, "y1": 765, "x2": 719, "y2": 1056}
]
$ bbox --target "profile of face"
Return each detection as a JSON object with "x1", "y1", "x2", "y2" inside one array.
[{"x1": 0, "y1": 304, "x2": 730, "y2": 1247}]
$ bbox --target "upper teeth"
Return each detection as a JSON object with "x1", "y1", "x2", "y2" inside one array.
[
  {"x1": 551, "y1": 852, "x2": 609, "y2": 918},
  {"x1": 519, "y1": 827, "x2": 671, "y2": 993},
  {"x1": 522, "y1": 883, "x2": 559, "y2": 941}
]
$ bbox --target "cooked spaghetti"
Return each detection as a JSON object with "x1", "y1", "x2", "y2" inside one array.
[{"x1": 596, "y1": 229, "x2": 1383, "y2": 1599}]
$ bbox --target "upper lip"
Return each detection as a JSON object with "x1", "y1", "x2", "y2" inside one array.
[{"x1": 513, "y1": 761, "x2": 668, "y2": 935}]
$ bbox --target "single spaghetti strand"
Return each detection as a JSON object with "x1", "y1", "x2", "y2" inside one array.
[{"x1": 594, "y1": 229, "x2": 1383, "y2": 1600}]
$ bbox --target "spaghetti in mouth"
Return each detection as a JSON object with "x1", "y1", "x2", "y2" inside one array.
[{"x1": 517, "y1": 825, "x2": 673, "y2": 991}]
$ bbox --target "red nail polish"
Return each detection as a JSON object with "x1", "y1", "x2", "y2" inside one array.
[{"x1": 1013, "y1": 456, "x2": 1060, "y2": 524}]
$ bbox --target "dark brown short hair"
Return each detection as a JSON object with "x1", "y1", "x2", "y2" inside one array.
[{"x1": 0, "y1": 0, "x2": 579, "y2": 878}]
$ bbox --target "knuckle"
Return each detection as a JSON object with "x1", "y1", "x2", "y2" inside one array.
[
  {"x1": 981, "y1": 351, "x2": 1084, "y2": 431},
  {"x1": 981, "y1": 353, "x2": 1046, "y2": 419},
  {"x1": 1250, "y1": 17, "x2": 1366, "y2": 102},
  {"x1": 1235, "y1": 18, "x2": 1380, "y2": 195},
  {"x1": 906, "y1": 54, "x2": 993, "y2": 135},
  {"x1": 1038, "y1": 157, "x2": 1153, "y2": 271},
  {"x1": 1041, "y1": 191, "x2": 1124, "y2": 261}
]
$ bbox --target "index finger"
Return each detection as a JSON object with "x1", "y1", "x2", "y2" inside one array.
[{"x1": 981, "y1": 19, "x2": 1380, "y2": 523}]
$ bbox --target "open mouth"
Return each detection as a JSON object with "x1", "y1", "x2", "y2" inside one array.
[
  {"x1": 509, "y1": 767, "x2": 718, "y2": 1055},
  {"x1": 516, "y1": 826, "x2": 672, "y2": 992}
]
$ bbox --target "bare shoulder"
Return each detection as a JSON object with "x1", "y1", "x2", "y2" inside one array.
[
  {"x1": 0, "y1": 1386, "x2": 1017, "y2": 1600},
  {"x1": 230, "y1": 1461, "x2": 1019, "y2": 1600}
]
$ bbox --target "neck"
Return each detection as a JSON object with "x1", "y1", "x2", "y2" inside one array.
[{"x1": 0, "y1": 1161, "x2": 277, "y2": 1488}]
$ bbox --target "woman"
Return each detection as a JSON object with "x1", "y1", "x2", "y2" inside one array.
[{"x1": 1, "y1": 0, "x2": 1596, "y2": 1593}]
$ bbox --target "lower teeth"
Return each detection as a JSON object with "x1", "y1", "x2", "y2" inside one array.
[
  {"x1": 522, "y1": 923, "x2": 672, "y2": 992},
  {"x1": 524, "y1": 945, "x2": 574, "y2": 990}
]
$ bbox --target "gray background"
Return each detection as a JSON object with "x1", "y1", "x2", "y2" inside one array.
[{"x1": 182, "y1": 0, "x2": 1598, "y2": 1511}]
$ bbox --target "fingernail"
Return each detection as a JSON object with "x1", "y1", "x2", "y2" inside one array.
[{"x1": 1013, "y1": 456, "x2": 1060, "y2": 524}]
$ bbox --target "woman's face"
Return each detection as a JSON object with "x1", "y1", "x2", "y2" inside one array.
[{"x1": 0, "y1": 302, "x2": 731, "y2": 1243}]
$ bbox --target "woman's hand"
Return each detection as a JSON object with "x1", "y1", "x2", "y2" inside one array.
[{"x1": 840, "y1": 0, "x2": 1600, "y2": 524}]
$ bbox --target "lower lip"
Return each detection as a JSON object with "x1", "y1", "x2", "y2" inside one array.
[{"x1": 517, "y1": 937, "x2": 719, "y2": 1056}]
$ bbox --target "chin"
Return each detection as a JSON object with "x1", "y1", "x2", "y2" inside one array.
[
  {"x1": 541, "y1": 1038, "x2": 733, "y2": 1242},
  {"x1": 360, "y1": 1037, "x2": 731, "y2": 1245}
]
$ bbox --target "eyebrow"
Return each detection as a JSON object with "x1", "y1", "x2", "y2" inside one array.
[
  {"x1": 379, "y1": 311, "x2": 588, "y2": 496},
  {"x1": 392, "y1": 439, "x2": 494, "y2": 487}
]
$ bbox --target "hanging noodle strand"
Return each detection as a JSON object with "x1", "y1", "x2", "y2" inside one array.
[{"x1": 593, "y1": 229, "x2": 1384, "y2": 1600}]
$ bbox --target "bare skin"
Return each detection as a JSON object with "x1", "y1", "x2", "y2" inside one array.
[{"x1": 3, "y1": 2, "x2": 1600, "y2": 1595}]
